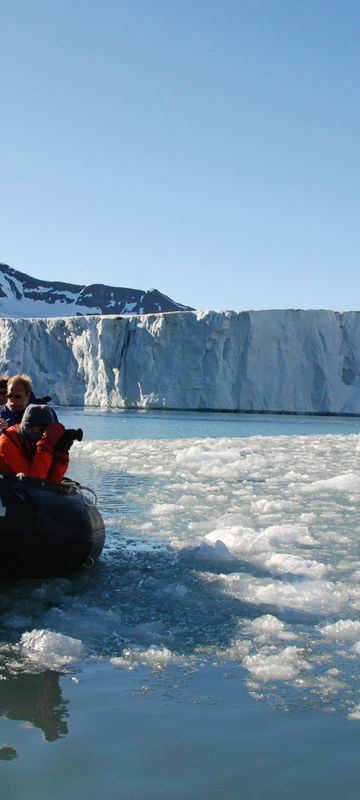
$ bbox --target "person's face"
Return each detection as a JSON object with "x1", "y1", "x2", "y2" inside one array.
[
  {"x1": 23, "y1": 424, "x2": 45, "y2": 441},
  {"x1": 7, "y1": 381, "x2": 31, "y2": 413}
]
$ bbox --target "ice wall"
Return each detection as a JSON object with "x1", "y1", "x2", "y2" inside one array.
[{"x1": 0, "y1": 309, "x2": 360, "y2": 414}]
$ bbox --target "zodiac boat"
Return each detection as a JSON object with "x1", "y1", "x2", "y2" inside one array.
[{"x1": 0, "y1": 473, "x2": 105, "y2": 579}]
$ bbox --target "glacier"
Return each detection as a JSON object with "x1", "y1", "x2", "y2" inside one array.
[{"x1": 0, "y1": 309, "x2": 360, "y2": 414}]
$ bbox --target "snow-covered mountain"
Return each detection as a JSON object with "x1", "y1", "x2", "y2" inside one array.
[
  {"x1": 1, "y1": 309, "x2": 360, "y2": 414},
  {"x1": 0, "y1": 263, "x2": 193, "y2": 317}
]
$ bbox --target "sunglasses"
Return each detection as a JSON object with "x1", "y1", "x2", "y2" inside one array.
[{"x1": 8, "y1": 393, "x2": 23, "y2": 399}]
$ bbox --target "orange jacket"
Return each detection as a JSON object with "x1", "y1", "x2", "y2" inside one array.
[{"x1": 0, "y1": 426, "x2": 69, "y2": 483}]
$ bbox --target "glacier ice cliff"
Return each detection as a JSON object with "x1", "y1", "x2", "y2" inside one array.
[{"x1": 0, "y1": 310, "x2": 360, "y2": 414}]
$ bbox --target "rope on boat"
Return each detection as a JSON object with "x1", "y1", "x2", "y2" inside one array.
[
  {"x1": 69, "y1": 481, "x2": 98, "y2": 506},
  {"x1": 82, "y1": 555, "x2": 95, "y2": 568},
  {"x1": 0, "y1": 473, "x2": 99, "y2": 506}
]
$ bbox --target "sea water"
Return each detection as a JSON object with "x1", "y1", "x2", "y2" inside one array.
[{"x1": 1, "y1": 410, "x2": 360, "y2": 798}]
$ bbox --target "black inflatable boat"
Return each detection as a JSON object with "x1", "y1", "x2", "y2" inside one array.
[{"x1": 0, "y1": 473, "x2": 105, "y2": 579}]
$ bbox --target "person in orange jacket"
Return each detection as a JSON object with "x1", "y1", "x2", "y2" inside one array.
[{"x1": 0, "y1": 404, "x2": 69, "y2": 483}]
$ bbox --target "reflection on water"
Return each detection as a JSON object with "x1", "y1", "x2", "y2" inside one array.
[{"x1": 0, "y1": 668, "x2": 68, "y2": 744}]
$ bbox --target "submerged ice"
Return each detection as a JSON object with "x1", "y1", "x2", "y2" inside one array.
[{"x1": 2, "y1": 428, "x2": 360, "y2": 714}]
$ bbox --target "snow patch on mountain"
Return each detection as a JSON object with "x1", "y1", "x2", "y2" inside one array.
[{"x1": 0, "y1": 263, "x2": 193, "y2": 317}]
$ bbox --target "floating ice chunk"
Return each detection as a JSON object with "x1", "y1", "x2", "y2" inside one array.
[
  {"x1": 110, "y1": 646, "x2": 187, "y2": 670},
  {"x1": 205, "y1": 527, "x2": 254, "y2": 552},
  {"x1": 348, "y1": 706, "x2": 360, "y2": 720},
  {"x1": 252, "y1": 498, "x2": 285, "y2": 514},
  {"x1": 251, "y1": 614, "x2": 287, "y2": 635},
  {"x1": 303, "y1": 473, "x2": 360, "y2": 493},
  {"x1": 205, "y1": 523, "x2": 315, "y2": 559},
  {"x1": 194, "y1": 540, "x2": 233, "y2": 561},
  {"x1": 219, "y1": 638, "x2": 252, "y2": 661},
  {"x1": 177, "y1": 494, "x2": 202, "y2": 507},
  {"x1": 150, "y1": 502, "x2": 178, "y2": 518},
  {"x1": 246, "y1": 614, "x2": 297, "y2": 641},
  {"x1": 206, "y1": 573, "x2": 349, "y2": 614},
  {"x1": 263, "y1": 552, "x2": 328, "y2": 578},
  {"x1": 213, "y1": 540, "x2": 233, "y2": 560},
  {"x1": 19, "y1": 629, "x2": 86, "y2": 669},
  {"x1": 262, "y1": 524, "x2": 315, "y2": 547},
  {"x1": 243, "y1": 646, "x2": 307, "y2": 682},
  {"x1": 216, "y1": 510, "x2": 253, "y2": 527},
  {"x1": 319, "y1": 619, "x2": 360, "y2": 642},
  {"x1": 175, "y1": 443, "x2": 266, "y2": 482}
]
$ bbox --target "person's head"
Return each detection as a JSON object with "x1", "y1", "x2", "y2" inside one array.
[
  {"x1": 7, "y1": 374, "x2": 33, "y2": 414},
  {"x1": 0, "y1": 376, "x2": 8, "y2": 404},
  {"x1": 20, "y1": 404, "x2": 55, "y2": 441}
]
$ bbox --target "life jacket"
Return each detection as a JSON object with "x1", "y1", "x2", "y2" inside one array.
[{"x1": 0, "y1": 426, "x2": 68, "y2": 483}]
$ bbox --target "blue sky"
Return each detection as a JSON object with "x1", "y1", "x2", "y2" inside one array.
[{"x1": 0, "y1": 0, "x2": 359, "y2": 311}]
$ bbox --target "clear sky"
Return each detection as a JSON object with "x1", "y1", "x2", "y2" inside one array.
[{"x1": 0, "y1": 0, "x2": 359, "y2": 311}]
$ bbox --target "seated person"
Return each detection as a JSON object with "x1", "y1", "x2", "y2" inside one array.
[
  {"x1": 0, "y1": 404, "x2": 69, "y2": 483},
  {"x1": 0, "y1": 374, "x2": 56, "y2": 431},
  {"x1": 0, "y1": 377, "x2": 8, "y2": 410}
]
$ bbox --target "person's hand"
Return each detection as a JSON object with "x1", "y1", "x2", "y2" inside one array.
[
  {"x1": 37, "y1": 423, "x2": 65, "y2": 452},
  {"x1": 55, "y1": 429, "x2": 83, "y2": 453},
  {"x1": 0, "y1": 419, "x2": 8, "y2": 432}
]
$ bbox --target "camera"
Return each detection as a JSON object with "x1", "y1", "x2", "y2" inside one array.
[{"x1": 55, "y1": 428, "x2": 83, "y2": 453}]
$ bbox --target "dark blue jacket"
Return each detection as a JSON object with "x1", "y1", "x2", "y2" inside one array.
[{"x1": 0, "y1": 394, "x2": 57, "y2": 427}]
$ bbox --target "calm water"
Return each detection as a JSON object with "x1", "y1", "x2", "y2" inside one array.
[
  {"x1": 1, "y1": 409, "x2": 360, "y2": 799},
  {"x1": 57, "y1": 406, "x2": 360, "y2": 440}
]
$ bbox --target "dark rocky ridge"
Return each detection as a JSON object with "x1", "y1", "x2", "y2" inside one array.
[{"x1": 0, "y1": 263, "x2": 193, "y2": 317}]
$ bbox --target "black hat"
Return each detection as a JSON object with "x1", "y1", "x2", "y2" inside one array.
[{"x1": 21, "y1": 404, "x2": 55, "y2": 427}]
